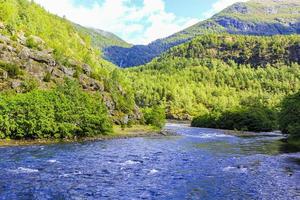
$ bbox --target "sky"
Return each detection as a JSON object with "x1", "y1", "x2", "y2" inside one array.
[{"x1": 34, "y1": 0, "x2": 248, "y2": 44}]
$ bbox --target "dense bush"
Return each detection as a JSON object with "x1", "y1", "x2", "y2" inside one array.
[
  {"x1": 0, "y1": 80, "x2": 112, "y2": 139},
  {"x1": 25, "y1": 37, "x2": 40, "y2": 50},
  {"x1": 142, "y1": 106, "x2": 166, "y2": 129},
  {"x1": 191, "y1": 113, "x2": 220, "y2": 129},
  {"x1": 279, "y1": 91, "x2": 300, "y2": 137},
  {"x1": 192, "y1": 105, "x2": 277, "y2": 132}
]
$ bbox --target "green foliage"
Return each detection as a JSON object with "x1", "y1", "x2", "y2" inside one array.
[
  {"x1": 25, "y1": 36, "x2": 39, "y2": 50},
  {"x1": 0, "y1": 0, "x2": 142, "y2": 132},
  {"x1": 0, "y1": 80, "x2": 112, "y2": 139},
  {"x1": 191, "y1": 113, "x2": 220, "y2": 129},
  {"x1": 43, "y1": 71, "x2": 51, "y2": 82},
  {"x1": 127, "y1": 58, "x2": 300, "y2": 119},
  {"x1": 279, "y1": 91, "x2": 300, "y2": 137},
  {"x1": 161, "y1": 34, "x2": 300, "y2": 67},
  {"x1": 192, "y1": 105, "x2": 277, "y2": 132},
  {"x1": 0, "y1": 61, "x2": 22, "y2": 78},
  {"x1": 105, "y1": 69, "x2": 135, "y2": 114},
  {"x1": 142, "y1": 106, "x2": 166, "y2": 129},
  {"x1": 21, "y1": 77, "x2": 39, "y2": 92},
  {"x1": 125, "y1": 34, "x2": 300, "y2": 122},
  {"x1": 0, "y1": 0, "x2": 115, "y2": 74}
]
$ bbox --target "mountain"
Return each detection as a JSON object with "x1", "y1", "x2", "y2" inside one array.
[
  {"x1": 75, "y1": 24, "x2": 132, "y2": 49},
  {"x1": 104, "y1": 0, "x2": 300, "y2": 67}
]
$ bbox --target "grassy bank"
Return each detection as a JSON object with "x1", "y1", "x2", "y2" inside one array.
[{"x1": 0, "y1": 125, "x2": 162, "y2": 147}]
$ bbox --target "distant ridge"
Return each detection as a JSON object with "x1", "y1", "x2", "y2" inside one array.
[{"x1": 103, "y1": 0, "x2": 300, "y2": 68}]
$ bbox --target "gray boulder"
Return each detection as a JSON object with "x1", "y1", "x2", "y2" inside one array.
[{"x1": 0, "y1": 69, "x2": 8, "y2": 80}]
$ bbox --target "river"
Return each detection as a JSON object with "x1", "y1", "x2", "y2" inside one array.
[{"x1": 0, "y1": 123, "x2": 299, "y2": 199}]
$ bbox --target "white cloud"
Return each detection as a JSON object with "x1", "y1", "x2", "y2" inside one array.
[
  {"x1": 204, "y1": 0, "x2": 249, "y2": 18},
  {"x1": 33, "y1": 0, "x2": 199, "y2": 44}
]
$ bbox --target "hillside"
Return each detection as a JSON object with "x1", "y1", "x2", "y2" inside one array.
[
  {"x1": 104, "y1": 0, "x2": 300, "y2": 67},
  {"x1": 75, "y1": 24, "x2": 132, "y2": 49},
  {"x1": 125, "y1": 34, "x2": 300, "y2": 120},
  {"x1": 0, "y1": 0, "x2": 141, "y2": 128},
  {"x1": 158, "y1": 34, "x2": 300, "y2": 67}
]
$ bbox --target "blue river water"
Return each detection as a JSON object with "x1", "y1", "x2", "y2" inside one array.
[{"x1": 0, "y1": 123, "x2": 299, "y2": 200}]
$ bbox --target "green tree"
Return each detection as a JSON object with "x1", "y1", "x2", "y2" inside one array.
[{"x1": 279, "y1": 91, "x2": 300, "y2": 137}]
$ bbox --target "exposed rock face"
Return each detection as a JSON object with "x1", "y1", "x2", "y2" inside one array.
[
  {"x1": 0, "y1": 33, "x2": 74, "y2": 83},
  {"x1": 0, "y1": 68, "x2": 8, "y2": 80},
  {"x1": 0, "y1": 22, "x2": 5, "y2": 29},
  {"x1": 229, "y1": 3, "x2": 249, "y2": 14},
  {"x1": 79, "y1": 74, "x2": 104, "y2": 91},
  {"x1": 214, "y1": 17, "x2": 300, "y2": 35},
  {"x1": 11, "y1": 80, "x2": 22, "y2": 89},
  {"x1": 17, "y1": 32, "x2": 27, "y2": 45},
  {"x1": 59, "y1": 66, "x2": 75, "y2": 77},
  {"x1": 82, "y1": 64, "x2": 92, "y2": 76}
]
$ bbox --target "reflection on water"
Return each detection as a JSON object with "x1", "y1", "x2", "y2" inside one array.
[
  {"x1": 0, "y1": 123, "x2": 299, "y2": 200},
  {"x1": 194, "y1": 139, "x2": 287, "y2": 155}
]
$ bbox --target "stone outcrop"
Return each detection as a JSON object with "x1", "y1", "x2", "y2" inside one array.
[
  {"x1": 0, "y1": 68, "x2": 8, "y2": 80},
  {"x1": 214, "y1": 17, "x2": 300, "y2": 35}
]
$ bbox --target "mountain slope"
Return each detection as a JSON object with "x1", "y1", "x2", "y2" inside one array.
[
  {"x1": 104, "y1": 0, "x2": 300, "y2": 68},
  {"x1": 158, "y1": 34, "x2": 300, "y2": 67},
  {"x1": 75, "y1": 24, "x2": 132, "y2": 49},
  {"x1": 182, "y1": 0, "x2": 300, "y2": 37},
  {"x1": 0, "y1": 0, "x2": 141, "y2": 124}
]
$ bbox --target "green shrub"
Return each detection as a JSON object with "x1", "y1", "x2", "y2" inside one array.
[
  {"x1": 142, "y1": 106, "x2": 166, "y2": 129},
  {"x1": 43, "y1": 72, "x2": 51, "y2": 82},
  {"x1": 191, "y1": 113, "x2": 220, "y2": 128},
  {"x1": 279, "y1": 91, "x2": 300, "y2": 137},
  {"x1": 21, "y1": 78, "x2": 39, "y2": 92},
  {"x1": 25, "y1": 37, "x2": 39, "y2": 50},
  {"x1": 219, "y1": 107, "x2": 276, "y2": 132},
  {"x1": 0, "y1": 62, "x2": 22, "y2": 78},
  {"x1": 192, "y1": 105, "x2": 277, "y2": 132},
  {"x1": 0, "y1": 80, "x2": 112, "y2": 139}
]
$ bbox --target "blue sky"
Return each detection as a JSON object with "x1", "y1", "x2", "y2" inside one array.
[
  {"x1": 35, "y1": 0, "x2": 247, "y2": 44},
  {"x1": 72, "y1": 0, "x2": 217, "y2": 18}
]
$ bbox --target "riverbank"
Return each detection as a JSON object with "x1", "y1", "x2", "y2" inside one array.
[{"x1": 0, "y1": 125, "x2": 167, "y2": 147}]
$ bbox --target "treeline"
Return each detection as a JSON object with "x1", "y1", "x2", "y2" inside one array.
[
  {"x1": 160, "y1": 34, "x2": 300, "y2": 67},
  {"x1": 279, "y1": 91, "x2": 300, "y2": 138},
  {"x1": 191, "y1": 103, "x2": 277, "y2": 132}
]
